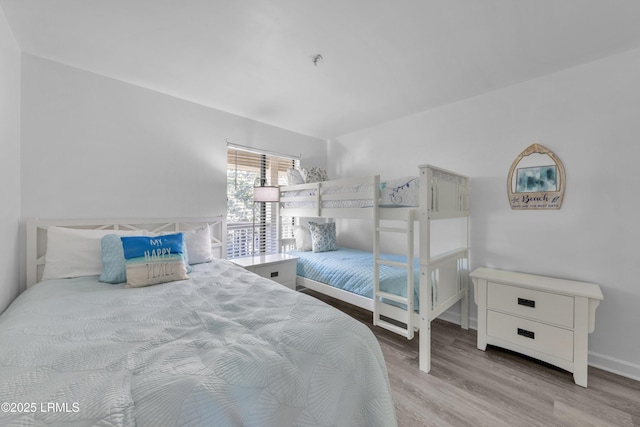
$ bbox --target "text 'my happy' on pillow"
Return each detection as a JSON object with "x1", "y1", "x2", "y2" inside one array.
[
  {"x1": 308, "y1": 222, "x2": 337, "y2": 253},
  {"x1": 100, "y1": 231, "x2": 200, "y2": 284},
  {"x1": 120, "y1": 233, "x2": 188, "y2": 288}
]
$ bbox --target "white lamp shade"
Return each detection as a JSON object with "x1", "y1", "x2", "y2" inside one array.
[{"x1": 253, "y1": 186, "x2": 280, "y2": 202}]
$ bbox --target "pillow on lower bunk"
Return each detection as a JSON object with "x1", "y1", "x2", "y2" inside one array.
[
  {"x1": 293, "y1": 225, "x2": 313, "y2": 251},
  {"x1": 308, "y1": 222, "x2": 337, "y2": 252},
  {"x1": 120, "y1": 233, "x2": 189, "y2": 288}
]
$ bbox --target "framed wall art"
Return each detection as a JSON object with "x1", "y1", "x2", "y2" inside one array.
[{"x1": 507, "y1": 143, "x2": 565, "y2": 210}]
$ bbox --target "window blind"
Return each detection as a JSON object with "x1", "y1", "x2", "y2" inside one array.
[{"x1": 227, "y1": 146, "x2": 298, "y2": 259}]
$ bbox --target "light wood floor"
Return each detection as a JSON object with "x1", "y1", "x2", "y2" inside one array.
[{"x1": 303, "y1": 289, "x2": 640, "y2": 427}]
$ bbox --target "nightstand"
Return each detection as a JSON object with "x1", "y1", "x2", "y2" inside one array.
[
  {"x1": 231, "y1": 253, "x2": 298, "y2": 290},
  {"x1": 470, "y1": 267, "x2": 603, "y2": 387}
]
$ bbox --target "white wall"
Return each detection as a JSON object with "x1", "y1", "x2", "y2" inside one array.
[
  {"x1": 13, "y1": 32, "x2": 640, "y2": 381},
  {"x1": 0, "y1": 8, "x2": 21, "y2": 313},
  {"x1": 19, "y1": 54, "x2": 326, "y2": 288},
  {"x1": 329, "y1": 47, "x2": 640, "y2": 380}
]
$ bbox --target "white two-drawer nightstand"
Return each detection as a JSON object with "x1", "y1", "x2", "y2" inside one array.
[
  {"x1": 231, "y1": 253, "x2": 298, "y2": 290},
  {"x1": 470, "y1": 267, "x2": 603, "y2": 387}
]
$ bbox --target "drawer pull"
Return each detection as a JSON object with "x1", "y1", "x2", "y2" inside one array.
[
  {"x1": 517, "y1": 328, "x2": 535, "y2": 340},
  {"x1": 270, "y1": 271, "x2": 279, "y2": 278},
  {"x1": 517, "y1": 298, "x2": 535, "y2": 308}
]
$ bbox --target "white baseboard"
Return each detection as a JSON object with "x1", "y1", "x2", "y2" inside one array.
[
  {"x1": 588, "y1": 351, "x2": 640, "y2": 382},
  {"x1": 438, "y1": 314, "x2": 640, "y2": 382},
  {"x1": 439, "y1": 311, "x2": 478, "y2": 330}
]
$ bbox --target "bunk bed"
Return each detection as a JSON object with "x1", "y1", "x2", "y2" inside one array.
[{"x1": 280, "y1": 165, "x2": 470, "y2": 373}]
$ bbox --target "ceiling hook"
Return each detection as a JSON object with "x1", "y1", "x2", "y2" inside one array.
[{"x1": 311, "y1": 54, "x2": 323, "y2": 66}]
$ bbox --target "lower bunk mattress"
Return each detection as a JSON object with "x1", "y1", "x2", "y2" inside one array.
[{"x1": 289, "y1": 247, "x2": 420, "y2": 311}]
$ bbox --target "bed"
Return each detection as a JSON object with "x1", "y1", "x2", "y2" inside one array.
[
  {"x1": 290, "y1": 247, "x2": 420, "y2": 310},
  {"x1": 0, "y1": 217, "x2": 397, "y2": 427},
  {"x1": 280, "y1": 165, "x2": 471, "y2": 373}
]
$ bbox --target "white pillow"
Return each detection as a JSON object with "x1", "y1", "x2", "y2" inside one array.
[
  {"x1": 287, "y1": 168, "x2": 305, "y2": 185},
  {"x1": 41, "y1": 226, "x2": 145, "y2": 281},
  {"x1": 185, "y1": 224, "x2": 213, "y2": 264},
  {"x1": 293, "y1": 226, "x2": 313, "y2": 251}
]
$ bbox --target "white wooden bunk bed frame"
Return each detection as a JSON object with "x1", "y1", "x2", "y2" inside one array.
[{"x1": 280, "y1": 164, "x2": 470, "y2": 373}]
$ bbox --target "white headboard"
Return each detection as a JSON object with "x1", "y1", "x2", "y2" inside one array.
[{"x1": 26, "y1": 216, "x2": 226, "y2": 288}]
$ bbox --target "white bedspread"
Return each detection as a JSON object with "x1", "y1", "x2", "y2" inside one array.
[{"x1": 0, "y1": 260, "x2": 396, "y2": 427}]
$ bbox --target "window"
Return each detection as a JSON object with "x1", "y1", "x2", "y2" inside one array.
[{"x1": 227, "y1": 145, "x2": 298, "y2": 258}]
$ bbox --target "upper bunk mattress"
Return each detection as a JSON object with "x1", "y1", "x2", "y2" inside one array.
[{"x1": 282, "y1": 176, "x2": 419, "y2": 209}]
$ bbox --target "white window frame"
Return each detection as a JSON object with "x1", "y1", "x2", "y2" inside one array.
[{"x1": 226, "y1": 144, "x2": 298, "y2": 259}]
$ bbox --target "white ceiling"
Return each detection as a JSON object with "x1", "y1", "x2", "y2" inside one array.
[{"x1": 3, "y1": 1, "x2": 640, "y2": 139}]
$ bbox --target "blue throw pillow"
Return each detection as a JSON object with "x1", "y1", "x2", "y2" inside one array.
[
  {"x1": 99, "y1": 234, "x2": 128, "y2": 284},
  {"x1": 120, "y1": 233, "x2": 189, "y2": 288},
  {"x1": 100, "y1": 233, "x2": 192, "y2": 284}
]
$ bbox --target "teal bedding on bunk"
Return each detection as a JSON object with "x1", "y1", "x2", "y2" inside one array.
[{"x1": 289, "y1": 247, "x2": 420, "y2": 311}]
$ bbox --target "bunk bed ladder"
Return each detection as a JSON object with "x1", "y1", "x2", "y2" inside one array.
[{"x1": 373, "y1": 209, "x2": 415, "y2": 339}]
